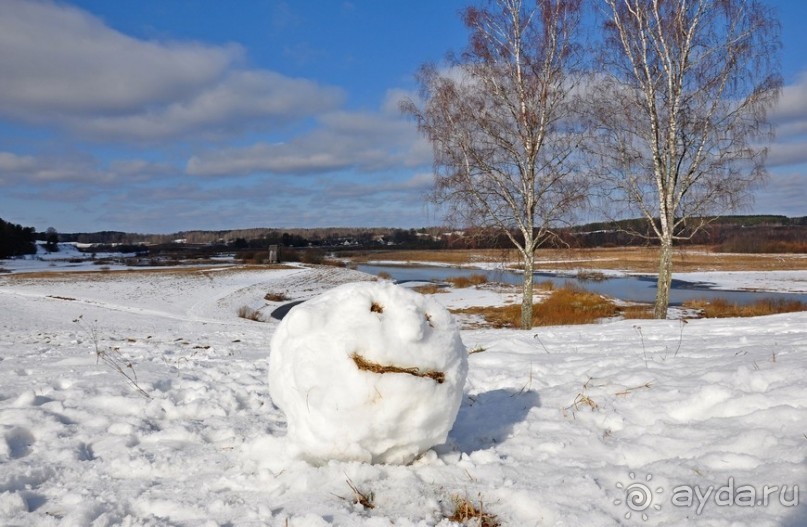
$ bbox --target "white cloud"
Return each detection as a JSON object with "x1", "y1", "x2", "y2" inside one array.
[
  {"x1": 753, "y1": 170, "x2": 807, "y2": 216},
  {"x1": 0, "y1": 0, "x2": 344, "y2": 142},
  {"x1": 314, "y1": 172, "x2": 434, "y2": 201},
  {"x1": 0, "y1": 0, "x2": 237, "y2": 116},
  {"x1": 771, "y1": 72, "x2": 807, "y2": 126},
  {"x1": 78, "y1": 71, "x2": 345, "y2": 141},
  {"x1": 0, "y1": 151, "x2": 108, "y2": 185},
  {"x1": 0, "y1": 151, "x2": 176, "y2": 187},
  {"x1": 186, "y1": 108, "x2": 430, "y2": 177},
  {"x1": 0, "y1": 152, "x2": 38, "y2": 172},
  {"x1": 767, "y1": 71, "x2": 807, "y2": 168},
  {"x1": 766, "y1": 142, "x2": 807, "y2": 168}
]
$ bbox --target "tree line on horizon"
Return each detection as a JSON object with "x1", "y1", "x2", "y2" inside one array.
[
  {"x1": 0, "y1": 217, "x2": 36, "y2": 258},
  {"x1": 4, "y1": 215, "x2": 806, "y2": 260}
]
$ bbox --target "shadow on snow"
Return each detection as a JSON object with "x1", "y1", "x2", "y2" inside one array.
[{"x1": 444, "y1": 388, "x2": 541, "y2": 455}]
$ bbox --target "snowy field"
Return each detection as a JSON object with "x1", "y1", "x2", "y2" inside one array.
[{"x1": 0, "y1": 264, "x2": 805, "y2": 526}]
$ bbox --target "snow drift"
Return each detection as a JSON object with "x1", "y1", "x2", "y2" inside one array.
[{"x1": 268, "y1": 281, "x2": 468, "y2": 464}]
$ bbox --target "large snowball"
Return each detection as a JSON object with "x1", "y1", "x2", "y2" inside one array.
[{"x1": 268, "y1": 281, "x2": 467, "y2": 465}]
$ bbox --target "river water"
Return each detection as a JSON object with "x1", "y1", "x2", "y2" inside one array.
[{"x1": 356, "y1": 264, "x2": 807, "y2": 306}]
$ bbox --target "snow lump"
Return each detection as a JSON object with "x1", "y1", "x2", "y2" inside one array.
[{"x1": 268, "y1": 281, "x2": 467, "y2": 464}]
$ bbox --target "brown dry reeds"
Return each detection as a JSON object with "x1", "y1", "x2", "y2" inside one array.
[
  {"x1": 347, "y1": 247, "x2": 807, "y2": 273},
  {"x1": 445, "y1": 274, "x2": 489, "y2": 288},
  {"x1": 412, "y1": 284, "x2": 447, "y2": 295},
  {"x1": 683, "y1": 297, "x2": 807, "y2": 318},
  {"x1": 453, "y1": 285, "x2": 618, "y2": 328},
  {"x1": 620, "y1": 304, "x2": 655, "y2": 319}
]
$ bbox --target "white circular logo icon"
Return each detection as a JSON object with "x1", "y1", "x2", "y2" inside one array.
[{"x1": 615, "y1": 472, "x2": 664, "y2": 521}]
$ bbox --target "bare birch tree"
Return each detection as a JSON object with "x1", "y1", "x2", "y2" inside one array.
[
  {"x1": 402, "y1": 0, "x2": 586, "y2": 329},
  {"x1": 588, "y1": 0, "x2": 781, "y2": 318}
]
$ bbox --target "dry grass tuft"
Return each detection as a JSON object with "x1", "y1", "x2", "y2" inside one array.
[
  {"x1": 237, "y1": 305, "x2": 263, "y2": 321},
  {"x1": 376, "y1": 271, "x2": 392, "y2": 280},
  {"x1": 535, "y1": 280, "x2": 555, "y2": 292},
  {"x1": 454, "y1": 285, "x2": 617, "y2": 328},
  {"x1": 73, "y1": 315, "x2": 150, "y2": 399},
  {"x1": 683, "y1": 297, "x2": 807, "y2": 318},
  {"x1": 576, "y1": 269, "x2": 607, "y2": 281},
  {"x1": 264, "y1": 292, "x2": 289, "y2": 302},
  {"x1": 412, "y1": 283, "x2": 447, "y2": 295},
  {"x1": 571, "y1": 393, "x2": 599, "y2": 411},
  {"x1": 620, "y1": 304, "x2": 655, "y2": 319},
  {"x1": 452, "y1": 304, "x2": 521, "y2": 328},
  {"x1": 446, "y1": 274, "x2": 489, "y2": 288},
  {"x1": 345, "y1": 478, "x2": 374, "y2": 509},
  {"x1": 536, "y1": 286, "x2": 618, "y2": 324},
  {"x1": 351, "y1": 352, "x2": 445, "y2": 384},
  {"x1": 370, "y1": 302, "x2": 384, "y2": 313},
  {"x1": 447, "y1": 495, "x2": 500, "y2": 527}
]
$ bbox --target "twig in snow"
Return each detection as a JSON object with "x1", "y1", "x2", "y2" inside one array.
[
  {"x1": 615, "y1": 382, "x2": 653, "y2": 397},
  {"x1": 634, "y1": 325, "x2": 649, "y2": 368},
  {"x1": 73, "y1": 315, "x2": 150, "y2": 399},
  {"x1": 342, "y1": 477, "x2": 375, "y2": 509}
]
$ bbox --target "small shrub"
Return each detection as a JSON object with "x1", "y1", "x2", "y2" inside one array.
[
  {"x1": 237, "y1": 306, "x2": 263, "y2": 321},
  {"x1": 279, "y1": 248, "x2": 300, "y2": 262},
  {"x1": 299, "y1": 249, "x2": 324, "y2": 265},
  {"x1": 376, "y1": 271, "x2": 392, "y2": 280},
  {"x1": 683, "y1": 297, "x2": 807, "y2": 318},
  {"x1": 242, "y1": 251, "x2": 276, "y2": 264}
]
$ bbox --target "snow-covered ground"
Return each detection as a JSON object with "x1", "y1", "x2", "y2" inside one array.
[
  {"x1": 675, "y1": 270, "x2": 807, "y2": 294},
  {"x1": 0, "y1": 265, "x2": 805, "y2": 525},
  {"x1": 0, "y1": 242, "x2": 136, "y2": 274}
]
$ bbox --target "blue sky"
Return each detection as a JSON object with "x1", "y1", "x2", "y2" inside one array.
[{"x1": 0, "y1": 0, "x2": 805, "y2": 234}]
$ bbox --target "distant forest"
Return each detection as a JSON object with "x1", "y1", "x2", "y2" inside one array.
[
  {"x1": 0, "y1": 218, "x2": 36, "y2": 258},
  {"x1": 2, "y1": 215, "x2": 807, "y2": 260}
]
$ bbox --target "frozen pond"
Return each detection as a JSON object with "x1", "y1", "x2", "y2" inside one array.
[{"x1": 356, "y1": 264, "x2": 807, "y2": 306}]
